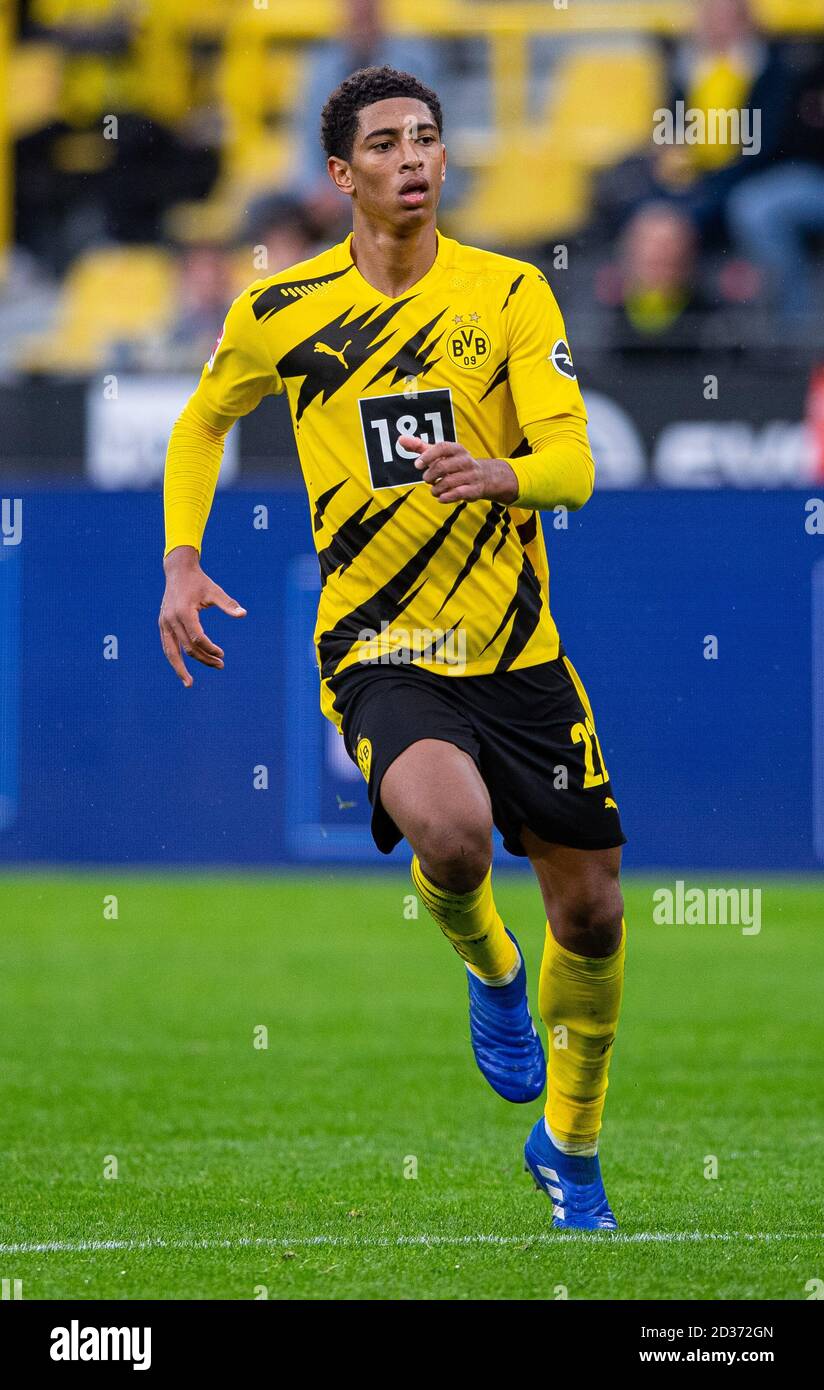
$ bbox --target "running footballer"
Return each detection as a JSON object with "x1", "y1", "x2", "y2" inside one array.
[{"x1": 159, "y1": 67, "x2": 627, "y2": 1229}]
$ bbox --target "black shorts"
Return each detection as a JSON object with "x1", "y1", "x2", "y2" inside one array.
[{"x1": 331, "y1": 649, "x2": 627, "y2": 857}]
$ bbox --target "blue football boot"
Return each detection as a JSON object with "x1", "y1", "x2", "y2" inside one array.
[
  {"x1": 465, "y1": 930, "x2": 545, "y2": 1103},
  {"x1": 524, "y1": 1116, "x2": 618, "y2": 1229}
]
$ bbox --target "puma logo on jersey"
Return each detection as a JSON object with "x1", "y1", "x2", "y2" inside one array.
[
  {"x1": 314, "y1": 338, "x2": 352, "y2": 369},
  {"x1": 604, "y1": 796, "x2": 618, "y2": 810}
]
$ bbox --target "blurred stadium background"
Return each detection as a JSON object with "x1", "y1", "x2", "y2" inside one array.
[
  {"x1": 1, "y1": 0, "x2": 823, "y2": 1304},
  {"x1": 1, "y1": 0, "x2": 823, "y2": 870}
]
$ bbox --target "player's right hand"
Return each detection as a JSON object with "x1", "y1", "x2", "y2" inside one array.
[{"x1": 158, "y1": 545, "x2": 247, "y2": 687}]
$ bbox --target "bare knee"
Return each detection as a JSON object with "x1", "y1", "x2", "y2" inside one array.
[
  {"x1": 548, "y1": 877, "x2": 624, "y2": 956},
  {"x1": 414, "y1": 813, "x2": 493, "y2": 893},
  {"x1": 380, "y1": 739, "x2": 493, "y2": 893}
]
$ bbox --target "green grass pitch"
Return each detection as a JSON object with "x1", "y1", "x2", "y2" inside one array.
[{"x1": 1, "y1": 870, "x2": 822, "y2": 1300}]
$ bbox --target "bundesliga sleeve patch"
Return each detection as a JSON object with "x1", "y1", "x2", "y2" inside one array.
[{"x1": 548, "y1": 338, "x2": 576, "y2": 380}]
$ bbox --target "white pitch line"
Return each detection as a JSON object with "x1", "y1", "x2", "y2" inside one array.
[{"x1": 0, "y1": 1232, "x2": 822, "y2": 1255}]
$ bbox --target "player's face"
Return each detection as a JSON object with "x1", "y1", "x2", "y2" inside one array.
[{"x1": 333, "y1": 97, "x2": 446, "y2": 227}]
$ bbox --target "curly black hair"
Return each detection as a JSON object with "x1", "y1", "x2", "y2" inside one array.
[{"x1": 320, "y1": 65, "x2": 443, "y2": 164}]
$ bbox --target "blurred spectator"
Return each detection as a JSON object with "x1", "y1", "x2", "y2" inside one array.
[
  {"x1": 727, "y1": 44, "x2": 824, "y2": 322},
  {"x1": 671, "y1": 0, "x2": 776, "y2": 174},
  {"x1": 165, "y1": 243, "x2": 234, "y2": 365},
  {"x1": 6, "y1": 0, "x2": 823, "y2": 371},
  {"x1": 243, "y1": 193, "x2": 321, "y2": 277},
  {"x1": 596, "y1": 0, "x2": 792, "y2": 247},
  {"x1": 108, "y1": 241, "x2": 232, "y2": 373},
  {"x1": 130, "y1": 196, "x2": 321, "y2": 372},
  {"x1": 663, "y1": 0, "x2": 793, "y2": 236},
  {"x1": 602, "y1": 203, "x2": 714, "y2": 350}
]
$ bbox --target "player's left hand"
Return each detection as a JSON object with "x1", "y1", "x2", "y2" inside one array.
[{"x1": 398, "y1": 437, "x2": 519, "y2": 505}]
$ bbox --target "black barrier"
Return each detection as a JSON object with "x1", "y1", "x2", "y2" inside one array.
[{"x1": 0, "y1": 346, "x2": 820, "y2": 488}]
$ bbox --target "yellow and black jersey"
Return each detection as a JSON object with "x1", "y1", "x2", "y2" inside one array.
[{"x1": 164, "y1": 230, "x2": 596, "y2": 728}]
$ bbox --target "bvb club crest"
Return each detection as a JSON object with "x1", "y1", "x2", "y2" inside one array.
[
  {"x1": 448, "y1": 313, "x2": 491, "y2": 372},
  {"x1": 356, "y1": 737, "x2": 372, "y2": 783}
]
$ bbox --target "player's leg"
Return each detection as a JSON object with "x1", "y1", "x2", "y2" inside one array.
[
  {"x1": 380, "y1": 736, "x2": 493, "y2": 892},
  {"x1": 381, "y1": 736, "x2": 517, "y2": 981},
  {"x1": 379, "y1": 737, "x2": 545, "y2": 1102},
  {"x1": 525, "y1": 837, "x2": 625, "y2": 1143},
  {"x1": 521, "y1": 837, "x2": 626, "y2": 1229},
  {"x1": 444, "y1": 651, "x2": 626, "y2": 1221}
]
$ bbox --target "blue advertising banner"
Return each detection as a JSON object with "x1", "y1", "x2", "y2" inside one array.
[{"x1": 0, "y1": 488, "x2": 820, "y2": 870}]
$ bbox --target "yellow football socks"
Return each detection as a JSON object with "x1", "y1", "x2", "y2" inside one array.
[
  {"x1": 411, "y1": 856, "x2": 520, "y2": 984},
  {"x1": 539, "y1": 918, "x2": 626, "y2": 1154}
]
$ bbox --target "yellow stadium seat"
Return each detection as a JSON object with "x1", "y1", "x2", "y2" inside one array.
[
  {"x1": 751, "y1": 0, "x2": 824, "y2": 31},
  {"x1": 30, "y1": 0, "x2": 120, "y2": 25},
  {"x1": 447, "y1": 42, "x2": 663, "y2": 245},
  {"x1": 146, "y1": 0, "x2": 241, "y2": 37},
  {"x1": 545, "y1": 45, "x2": 666, "y2": 169},
  {"x1": 9, "y1": 42, "x2": 64, "y2": 138},
  {"x1": 223, "y1": 131, "x2": 294, "y2": 189},
  {"x1": 447, "y1": 138, "x2": 590, "y2": 247},
  {"x1": 220, "y1": 38, "x2": 307, "y2": 144},
  {"x1": 18, "y1": 246, "x2": 176, "y2": 373}
]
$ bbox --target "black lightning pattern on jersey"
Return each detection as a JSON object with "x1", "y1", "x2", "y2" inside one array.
[
  {"x1": 491, "y1": 508, "x2": 512, "y2": 561},
  {"x1": 319, "y1": 503, "x2": 468, "y2": 680},
  {"x1": 501, "y1": 274, "x2": 524, "y2": 312},
  {"x1": 313, "y1": 479, "x2": 347, "y2": 532},
  {"x1": 364, "y1": 307, "x2": 450, "y2": 389},
  {"x1": 317, "y1": 492, "x2": 410, "y2": 587},
  {"x1": 276, "y1": 298, "x2": 416, "y2": 424},
  {"x1": 251, "y1": 265, "x2": 355, "y2": 321},
  {"x1": 434, "y1": 502, "x2": 505, "y2": 616},
  {"x1": 515, "y1": 512, "x2": 538, "y2": 547},
  {"x1": 496, "y1": 552, "x2": 544, "y2": 671},
  {"x1": 479, "y1": 549, "x2": 543, "y2": 671},
  {"x1": 393, "y1": 621, "x2": 465, "y2": 665},
  {"x1": 480, "y1": 356, "x2": 509, "y2": 402}
]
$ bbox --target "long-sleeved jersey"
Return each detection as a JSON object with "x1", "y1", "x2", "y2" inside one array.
[{"x1": 164, "y1": 229, "x2": 596, "y2": 727}]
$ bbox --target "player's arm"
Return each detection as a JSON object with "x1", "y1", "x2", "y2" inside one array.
[
  {"x1": 160, "y1": 289, "x2": 280, "y2": 686},
  {"x1": 402, "y1": 269, "x2": 594, "y2": 510}
]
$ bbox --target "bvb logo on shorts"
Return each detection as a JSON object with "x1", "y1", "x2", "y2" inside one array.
[
  {"x1": 448, "y1": 315, "x2": 490, "y2": 371},
  {"x1": 356, "y1": 737, "x2": 372, "y2": 783}
]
